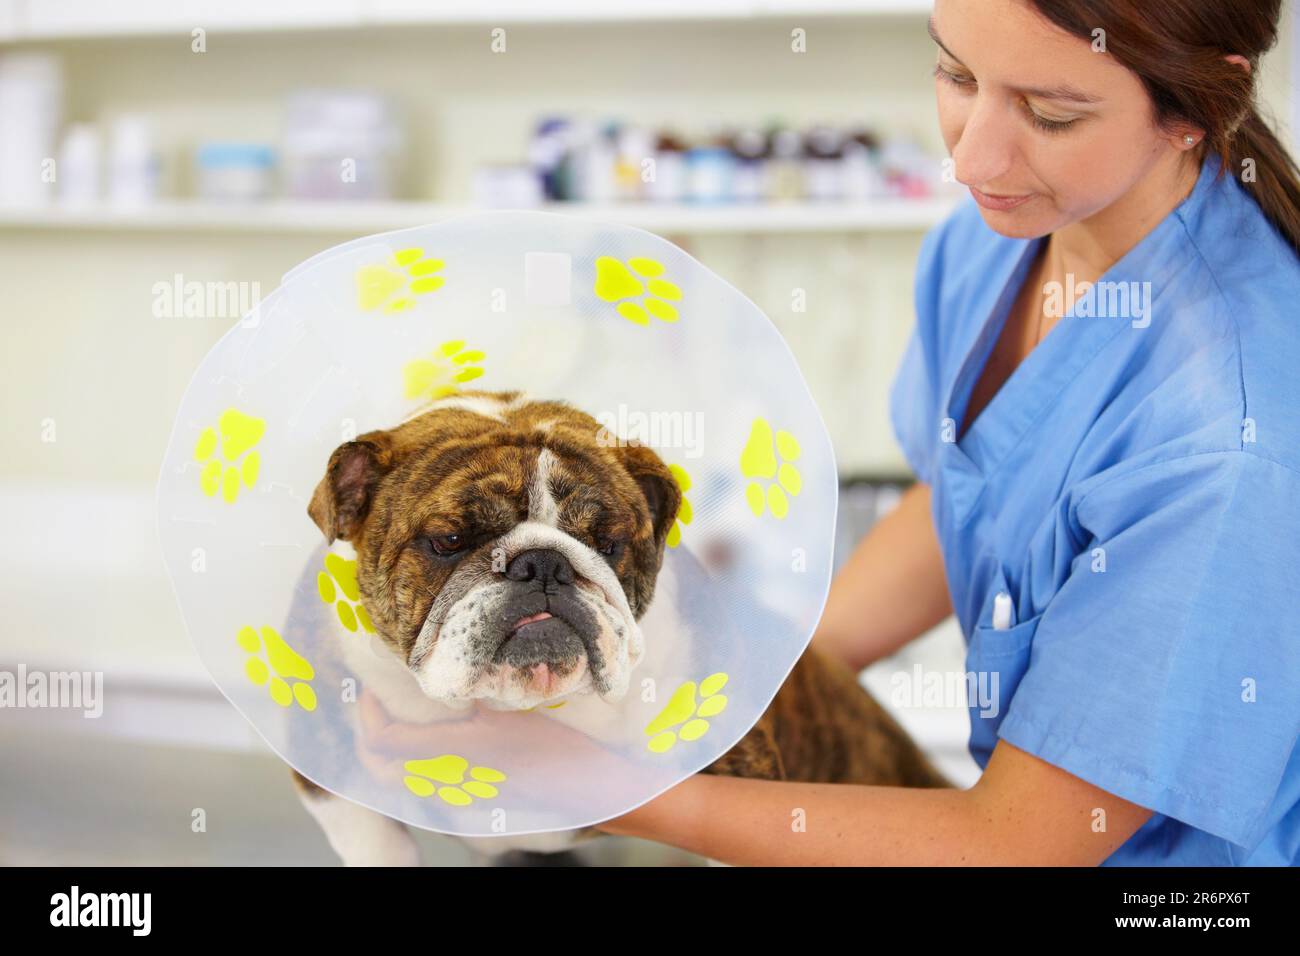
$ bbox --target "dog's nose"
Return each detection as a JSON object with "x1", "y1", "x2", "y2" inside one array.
[{"x1": 505, "y1": 548, "x2": 575, "y2": 589}]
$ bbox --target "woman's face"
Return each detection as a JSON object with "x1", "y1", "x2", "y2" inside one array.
[{"x1": 931, "y1": 0, "x2": 1191, "y2": 238}]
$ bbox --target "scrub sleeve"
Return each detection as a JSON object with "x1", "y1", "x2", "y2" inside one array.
[{"x1": 996, "y1": 450, "x2": 1300, "y2": 848}]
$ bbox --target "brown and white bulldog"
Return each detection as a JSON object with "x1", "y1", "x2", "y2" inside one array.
[{"x1": 292, "y1": 389, "x2": 948, "y2": 866}]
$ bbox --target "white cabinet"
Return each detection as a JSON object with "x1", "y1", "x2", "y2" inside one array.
[
  {"x1": 5, "y1": 0, "x2": 931, "y2": 39},
  {"x1": 365, "y1": 1, "x2": 764, "y2": 23},
  {"x1": 14, "y1": 0, "x2": 363, "y2": 38},
  {"x1": 0, "y1": 0, "x2": 16, "y2": 39}
]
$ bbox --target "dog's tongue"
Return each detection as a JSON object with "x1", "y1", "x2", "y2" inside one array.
[{"x1": 512, "y1": 611, "x2": 553, "y2": 631}]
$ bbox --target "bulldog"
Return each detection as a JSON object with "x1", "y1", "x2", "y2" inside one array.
[{"x1": 290, "y1": 389, "x2": 948, "y2": 865}]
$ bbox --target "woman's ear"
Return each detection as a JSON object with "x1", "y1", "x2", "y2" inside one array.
[
  {"x1": 307, "y1": 432, "x2": 396, "y2": 542},
  {"x1": 619, "y1": 441, "x2": 682, "y2": 553}
]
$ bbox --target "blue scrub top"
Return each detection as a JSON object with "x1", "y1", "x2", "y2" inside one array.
[{"x1": 890, "y1": 152, "x2": 1300, "y2": 866}]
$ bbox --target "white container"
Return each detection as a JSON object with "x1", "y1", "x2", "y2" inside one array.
[
  {"x1": 0, "y1": 53, "x2": 63, "y2": 207},
  {"x1": 283, "y1": 90, "x2": 402, "y2": 201},
  {"x1": 57, "y1": 123, "x2": 101, "y2": 204},
  {"x1": 472, "y1": 164, "x2": 543, "y2": 207},
  {"x1": 196, "y1": 143, "x2": 275, "y2": 202},
  {"x1": 107, "y1": 114, "x2": 161, "y2": 206},
  {"x1": 646, "y1": 149, "x2": 686, "y2": 203}
]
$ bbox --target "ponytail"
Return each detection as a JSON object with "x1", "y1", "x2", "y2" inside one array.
[{"x1": 1222, "y1": 107, "x2": 1300, "y2": 257}]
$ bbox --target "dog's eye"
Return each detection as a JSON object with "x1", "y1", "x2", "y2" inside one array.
[
  {"x1": 427, "y1": 534, "x2": 466, "y2": 557},
  {"x1": 597, "y1": 538, "x2": 624, "y2": 559}
]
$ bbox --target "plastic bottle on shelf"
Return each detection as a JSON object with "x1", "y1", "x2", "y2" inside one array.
[
  {"x1": 762, "y1": 124, "x2": 805, "y2": 202},
  {"x1": 841, "y1": 127, "x2": 887, "y2": 201},
  {"x1": 107, "y1": 114, "x2": 161, "y2": 206},
  {"x1": 646, "y1": 130, "x2": 687, "y2": 203},
  {"x1": 57, "y1": 123, "x2": 101, "y2": 205},
  {"x1": 0, "y1": 52, "x2": 63, "y2": 207},
  {"x1": 565, "y1": 119, "x2": 617, "y2": 203},
  {"x1": 728, "y1": 127, "x2": 767, "y2": 203},
  {"x1": 879, "y1": 135, "x2": 940, "y2": 199},
  {"x1": 684, "y1": 138, "x2": 735, "y2": 204},
  {"x1": 528, "y1": 116, "x2": 573, "y2": 202},
  {"x1": 614, "y1": 124, "x2": 654, "y2": 202},
  {"x1": 804, "y1": 124, "x2": 846, "y2": 201}
]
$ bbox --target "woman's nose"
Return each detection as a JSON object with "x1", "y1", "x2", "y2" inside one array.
[{"x1": 949, "y1": 97, "x2": 1018, "y2": 189}]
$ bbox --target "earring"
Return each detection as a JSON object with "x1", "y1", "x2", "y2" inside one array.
[{"x1": 1184, "y1": 135, "x2": 1196, "y2": 146}]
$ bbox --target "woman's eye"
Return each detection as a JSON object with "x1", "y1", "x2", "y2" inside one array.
[
  {"x1": 933, "y1": 61, "x2": 1079, "y2": 135},
  {"x1": 933, "y1": 63, "x2": 974, "y2": 90},
  {"x1": 428, "y1": 534, "x2": 465, "y2": 556},
  {"x1": 1026, "y1": 107, "x2": 1079, "y2": 135}
]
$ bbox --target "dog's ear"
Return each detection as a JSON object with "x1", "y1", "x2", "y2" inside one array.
[
  {"x1": 619, "y1": 442, "x2": 682, "y2": 553},
  {"x1": 308, "y1": 432, "x2": 396, "y2": 543}
]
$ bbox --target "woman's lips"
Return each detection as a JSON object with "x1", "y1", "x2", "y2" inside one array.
[{"x1": 969, "y1": 186, "x2": 1033, "y2": 211}]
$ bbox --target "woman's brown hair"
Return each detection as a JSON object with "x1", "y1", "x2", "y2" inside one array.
[{"x1": 1030, "y1": 0, "x2": 1300, "y2": 259}]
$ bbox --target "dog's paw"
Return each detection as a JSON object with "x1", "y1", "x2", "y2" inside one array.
[
  {"x1": 594, "y1": 255, "x2": 682, "y2": 325},
  {"x1": 357, "y1": 247, "x2": 445, "y2": 313},
  {"x1": 739, "y1": 417, "x2": 802, "y2": 519},
  {"x1": 643, "y1": 673, "x2": 729, "y2": 752},
  {"x1": 194, "y1": 407, "x2": 265, "y2": 504},
  {"x1": 403, "y1": 754, "x2": 507, "y2": 807},
  {"x1": 236, "y1": 624, "x2": 317, "y2": 710}
]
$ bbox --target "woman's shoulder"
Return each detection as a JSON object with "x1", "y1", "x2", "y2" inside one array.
[{"x1": 1166, "y1": 165, "x2": 1300, "y2": 468}]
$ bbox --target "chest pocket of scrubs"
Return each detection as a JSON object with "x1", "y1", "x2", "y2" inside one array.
[{"x1": 965, "y1": 571, "x2": 1041, "y2": 768}]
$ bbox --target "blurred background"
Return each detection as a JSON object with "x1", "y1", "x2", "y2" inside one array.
[{"x1": 0, "y1": 0, "x2": 1295, "y2": 865}]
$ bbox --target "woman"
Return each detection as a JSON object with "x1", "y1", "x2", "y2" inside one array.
[{"x1": 596, "y1": 0, "x2": 1300, "y2": 864}]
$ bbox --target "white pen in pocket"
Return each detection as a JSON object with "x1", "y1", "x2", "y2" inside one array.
[{"x1": 993, "y1": 591, "x2": 1015, "y2": 630}]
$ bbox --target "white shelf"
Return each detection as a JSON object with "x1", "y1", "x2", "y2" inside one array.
[
  {"x1": 1, "y1": 1, "x2": 932, "y2": 42},
  {"x1": 0, "y1": 198, "x2": 959, "y2": 234}
]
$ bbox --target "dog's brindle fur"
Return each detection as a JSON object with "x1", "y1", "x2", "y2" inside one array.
[{"x1": 292, "y1": 390, "x2": 947, "y2": 863}]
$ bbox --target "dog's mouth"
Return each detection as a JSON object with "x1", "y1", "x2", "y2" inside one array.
[{"x1": 491, "y1": 606, "x2": 594, "y2": 699}]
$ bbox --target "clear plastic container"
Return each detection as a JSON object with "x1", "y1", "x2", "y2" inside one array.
[{"x1": 196, "y1": 143, "x2": 275, "y2": 202}]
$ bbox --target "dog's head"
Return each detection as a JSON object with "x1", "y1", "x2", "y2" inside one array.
[{"x1": 308, "y1": 390, "x2": 681, "y2": 710}]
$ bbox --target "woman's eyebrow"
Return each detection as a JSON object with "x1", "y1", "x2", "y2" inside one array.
[
  {"x1": 927, "y1": 16, "x2": 1103, "y2": 105},
  {"x1": 926, "y1": 16, "x2": 961, "y2": 63}
]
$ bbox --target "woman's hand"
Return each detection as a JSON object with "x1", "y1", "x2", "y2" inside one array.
[{"x1": 354, "y1": 689, "x2": 645, "y2": 797}]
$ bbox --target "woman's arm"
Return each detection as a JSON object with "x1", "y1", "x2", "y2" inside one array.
[
  {"x1": 599, "y1": 738, "x2": 1154, "y2": 865},
  {"x1": 811, "y1": 481, "x2": 954, "y2": 671}
]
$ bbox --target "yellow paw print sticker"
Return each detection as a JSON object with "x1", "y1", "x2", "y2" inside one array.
[
  {"x1": 195, "y1": 407, "x2": 265, "y2": 504},
  {"x1": 317, "y1": 553, "x2": 374, "y2": 634},
  {"x1": 402, "y1": 339, "x2": 486, "y2": 400},
  {"x1": 236, "y1": 624, "x2": 317, "y2": 711},
  {"x1": 403, "y1": 755, "x2": 506, "y2": 807},
  {"x1": 666, "y1": 463, "x2": 694, "y2": 549},
  {"x1": 594, "y1": 256, "x2": 682, "y2": 325},
  {"x1": 357, "y1": 247, "x2": 445, "y2": 313},
  {"x1": 644, "y1": 673, "x2": 729, "y2": 753},
  {"x1": 739, "y1": 418, "x2": 802, "y2": 519}
]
